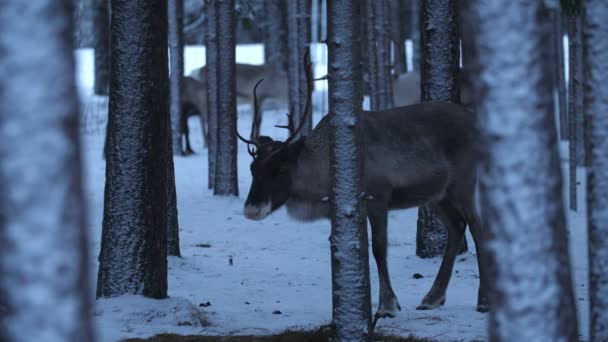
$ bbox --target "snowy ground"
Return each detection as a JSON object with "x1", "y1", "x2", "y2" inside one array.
[{"x1": 76, "y1": 45, "x2": 589, "y2": 342}]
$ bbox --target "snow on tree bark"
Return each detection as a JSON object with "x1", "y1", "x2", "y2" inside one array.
[
  {"x1": 263, "y1": 0, "x2": 287, "y2": 72},
  {"x1": 97, "y1": 0, "x2": 170, "y2": 299},
  {"x1": 465, "y1": 1, "x2": 579, "y2": 340},
  {"x1": 214, "y1": 0, "x2": 238, "y2": 196},
  {"x1": 94, "y1": 0, "x2": 110, "y2": 95},
  {"x1": 287, "y1": 0, "x2": 312, "y2": 138},
  {"x1": 416, "y1": 0, "x2": 463, "y2": 258},
  {"x1": 0, "y1": 1, "x2": 95, "y2": 341},
  {"x1": 552, "y1": 7, "x2": 568, "y2": 141},
  {"x1": 566, "y1": 6, "x2": 583, "y2": 211},
  {"x1": 583, "y1": 0, "x2": 608, "y2": 340},
  {"x1": 169, "y1": 0, "x2": 184, "y2": 156},
  {"x1": 327, "y1": 1, "x2": 372, "y2": 339},
  {"x1": 205, "y1": 1, "x2": 218, "y2": 190}
]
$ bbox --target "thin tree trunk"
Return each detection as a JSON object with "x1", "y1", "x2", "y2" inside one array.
[
  {"x1": 465, "y1": 1, "x2": 579, "y2": 340},
  {"x1": 214, "y1": 0, "x2": 238, "y2": 196},
  {"x1": 94, "y1": 0, "x2": 110, "y2": 95},
  {"x1": 205, "y1": 1, "x2": 218, "y2": 190},
  {"x1": 328, "y1": 1, "x2": 372, "y2": 339},
  {"x1": 0, "y1": 2, "x2": 95, "y2": 340},
  {"x1": 287, "y1": 0, "x2": 312, "y2": 138},
  {"x1": 365, "y1": 0, "x2": 379, "y2": 110},
  {"x1": 416, "y1": 0, "x2": 464, "y2": 258},
  {"x1": 553, "y1": 8, "x2": 568, "y2": 141},
  {"x1": 567, "y1": 10, "x2": 583, "y2": 212},
  {"x1": 389, "y1": 0, "x2": 407, "y2": 76},
  {"x1": 584, "y1": 1, "x2": 608, "y2": 340},
  {"x1": 264, "y1": 0, "x2": 287, "y2": 72},
  {"x1": 372, "y1": 0, "x2": 393, "y2": 109},
  {"x1": 169, "y1": 0, "x2": 184, "y2": 156},
  {"x1": 410, "y1": 0, "x2": 420, "y2": 72},
  {"x1": 167, "y1": 0, "x2": 182, "y2": 256},
  {"x1": 97, "y1": 0, "x2": 169, "y2": 299}
]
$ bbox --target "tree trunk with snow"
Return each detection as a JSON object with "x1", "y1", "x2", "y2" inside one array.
[
  {"x1": 214, "y1": 0, "x2": 238, "y2": 196},
  {"x1": 94, "y1": 0, "x2": 110, "y2": 95},
  {"x1": 365, "y1": 0, "x2": 393, "y2": 111},
  {"x1": 263, "y1": 0, "x2": 287, "y2": 72},
  {"x1": 97, "y1": 0, "x2": 170, "y2": 299},
  {"x1": 416, "y1": 0, "x2": 464, "y2": 258},
  {"x1": 169, "y1": 0, "x2": 184, "y2": 156},
  {"x1": 565, "y1": 3, "x2": 584, "y2": 212},
  {"x1": 205, "y1": 1, "x2": 218, "y2": 190},
  {"x1": 584, "y1": 0, "x2": 608, "y2": 340},
  {"x1": 328, "y1": 1, "x2": 372, "y2": 339},
  {"x1": 552, "y1": 7, "x2": 568, "y2": 141},
  {"x1": 464, "y1": 1, "x2": 580, "y2": 340},
  {"x1": 410, "y1": 0, "x2": 420, "y2": 71},
  {"x1": 287, "y1": 0, "x2": 312, "y2": 138},
  {"x1": 0, "y1": 1, "x2": 95, "y2": 341}
]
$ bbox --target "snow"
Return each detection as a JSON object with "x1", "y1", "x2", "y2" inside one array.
[{"x1": 76, "y1": 45, "x2": 590, "y2": 342}]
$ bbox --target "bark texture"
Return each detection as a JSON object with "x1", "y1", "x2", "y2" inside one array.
[
  {"x1": 169, "y1": 0, "x2": 184, "y2": 156},
  {"x1": 327, "y1": 1, "x2": 372, "y2": 339},
  {"x1": 465, "y1": 1, "x2": 579, "y2": 340},
  {"x1": 584, "y1": 0, "x2": 608, "y2": 339},
  {"x1": 205, "y1": 1, "x2": 218, "y2": 190},
  {"x1": 287, "y1": 0, "x2": 312, "y2": 138},
  {"x1": 416, "y1": 0, "x2": 463, "y2": 258},
  {"x1": 97, "y1": 0, "x2": 169, "y2": 299},
  {"x1": 0, "y1": 1, "x2": 95, "y2": 341},
  {"x1": 94, "y1": 0, "x2": 110, "y2": 95},
  {"x1": 366, "y1": 0, "x2": 393, "y2": 111},
  {"x1": 566, "y1": 9, "x2": 583, "y2": 211},
  {"x1": 263, "y1": 0, "x2": 287, "y2": 72},
  {"x1": 214, "y1": 0, "x2": 238, "y2": 196}
]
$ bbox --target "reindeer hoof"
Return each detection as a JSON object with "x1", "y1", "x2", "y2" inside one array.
[
  {"x1": 416, "y1": 294, "x2": 446, "y2": 310},
  {"x1": 376, "y1": 298, "x2": 401, "y2": 318},
  {"x1": 476, "y1": 303, "x2": 489, "y2": 313}
]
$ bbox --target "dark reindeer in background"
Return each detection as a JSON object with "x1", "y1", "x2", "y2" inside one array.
[{"x1": 237, "y1": 54, "x2": 488, "y2": 320}]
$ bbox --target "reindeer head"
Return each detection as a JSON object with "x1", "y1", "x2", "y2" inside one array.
[{"x1": 237, "y1": 52, "x2": 313, "y2": 220}]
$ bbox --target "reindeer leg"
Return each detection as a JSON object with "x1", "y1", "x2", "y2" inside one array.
[
  {"x1": 368, "y1": 200, "x2": 401, "y2": 318},
  {"x1": 417, "y1": 199, "x2": 466, "y2": 310},
  {"x1": 464, "y1": 204, "x2": 490, "y2": 313}
]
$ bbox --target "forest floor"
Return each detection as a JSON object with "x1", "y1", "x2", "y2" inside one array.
[{"x1": 76, "y1": 45, "x2": 590, "y2": 342}]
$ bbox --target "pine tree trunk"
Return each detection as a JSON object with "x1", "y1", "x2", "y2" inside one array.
[
  {"x1": 365, "y1": 0, "x2": 379, "y2": 110},
  {"x1": 264, "y1": 0, "x2": 287, "y2": 72},
  {"x1": 169, "y1": 0, "x2": 184, "y2": 156},
  {"x1": 372, "y1": 0, "x2": 393, "y2": 109},
  {"x1": 553, "y1": 8, "x2": 568, "y2": 141},
  {"x1": 584, "y1": 1, "x2": 608, "y2": 339},
  {"x1": 205, "y1": 1, "x2": 218, "y2": 190},
  {"x1": 167, "y1": 0, "x2": 182, "y2": 256},
  {"x1": 97, "y1": 0, "x2": 169, "y2": 299},
  {"x1": 567, "y1": 11, "x2": 584, "y2": 212},
  {"x1": 465, "y1": 2, "x2": 579, "y2": 340},
  {"x1": 389, "y1": 0, "x2": 407, "y2": 76},
  {"x1": 166, "y1": 0, "x2": 181, "y2": 256},
  {"x1": 328, "y1": 1, "x2": 372, "y2": 339},
  {"x1": 0, "y1": 1, "x2": 95, "y2": 340},
  {"x1": 287, "y1": 0, "x2": 312, "y2": 138},
  {"x1": 410, "y1": 0, "x2": 420, "y2": 72},
  {"x1": 214, "y1": 0, "x2": 238, "y2": 196},
  {"x1": 94, "y1": 0, "x2": 110, "y2": 95},
  {"x1": 416, "y1": 0, "x2": 465, "y2": 258}
]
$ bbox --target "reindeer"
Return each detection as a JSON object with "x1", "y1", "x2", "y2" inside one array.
[{"x1": 237, "y1": 54, "x2": 489, "y2": 321}]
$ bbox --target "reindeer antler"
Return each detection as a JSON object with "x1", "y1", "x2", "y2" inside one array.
[
  {"x1": 281, "y1": 51, "x2": 313, "y2": 144},
  {"x1": 236, "y1": 78, "x2": 265, "y2": 158}
]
